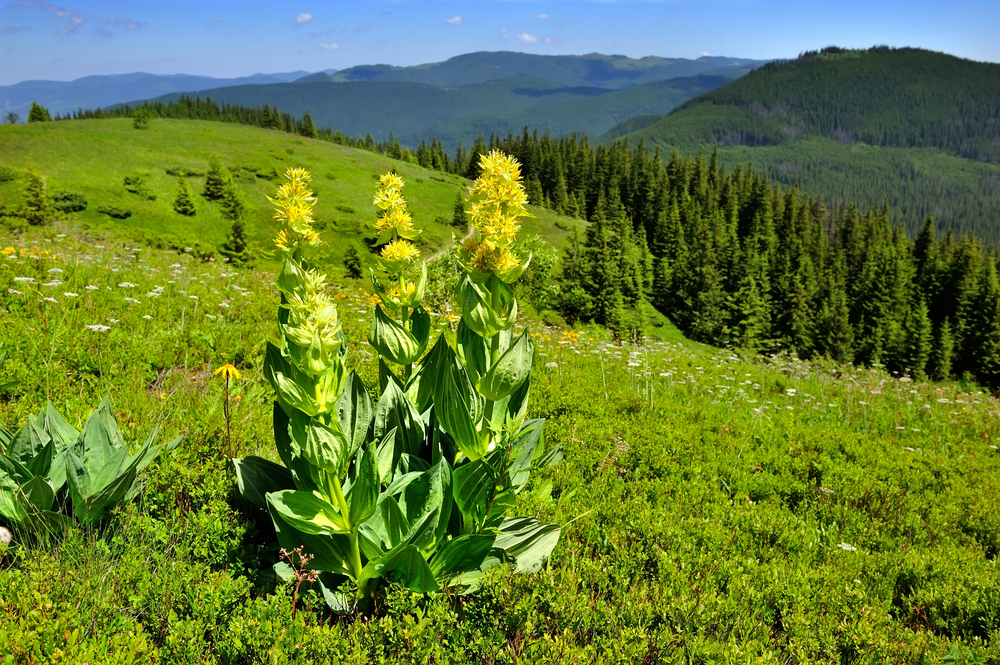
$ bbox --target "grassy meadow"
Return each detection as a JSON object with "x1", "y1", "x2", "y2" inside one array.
[{"x1": 1, "y1": 121, "x2": 999, "y2": 664}]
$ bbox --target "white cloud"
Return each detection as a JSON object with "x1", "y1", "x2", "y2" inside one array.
[
  {"x1": 320, "y1": 42, "x2": 340, "y2": 51},
  {"x1": 533, "y1": 13, "x2": 551, "y2": 20},
  {"x1": 445, "y1": 16, "x2": 463, "y2": 25},
  {"x1": 294, "y1": 13, "x2": 313, "y2": 27},
  {"x1": 517, "y1": 32, "x2": 537, "y2": 44}
]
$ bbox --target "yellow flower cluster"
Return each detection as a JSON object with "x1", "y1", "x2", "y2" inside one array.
[
  {"x1": 372, "y1": 172, "x2": 419, "y2": 272},
  {"x1": 463, "y1": 150, "x2": 531, "y2": 274},
  {"x1": 268, "y1": 167, "x2": 320, "y2": 251}
]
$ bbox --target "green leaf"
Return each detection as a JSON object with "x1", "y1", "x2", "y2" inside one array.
[
  {"x1": 302, "y1": 418, "x2": 350, "y2": 474},
  {"x1": 378, "y1": 357, "x2": 403, "y2": 395},
  {"x1": 267, "y1": 501, "x2": 354, "y2": 577},
  {"x1": 233, "y1": 456, "x2": 295, "y2": 510},
  {"x1": 359, "y1": 543, "x2": 439, "y2": 593},
  {"x1": 8, "y1": 420, "x2": 52, "y2": 470},
  {"x1": 335, "y1": 371, "x2": 373, "y2": 460},
  {"x1": 494, "y1": 253, "x2": 532, "y2": 284},
  {"x1": 264, "y1": 343, "x2": 320, "y2": 417},
  {"x1": 271, "y1": 402, "x2": 320, "y2": 494},
  {"x1": 454, "y1": 276, "x2": 518, "y2": 339},
  {"x1": 508, "y1": 419, "x2": 545, "y2": 493},
  {"x1": 456, "y1": 319, "x2": 490, "y2": 387},
  {"x1": 43, "y1": 403, "x2": 80, "y2": 449},
  {"x1": 428, "y1": 534, "x2": 496, "y2": 578},
  {"x1": 267, "y1": 490, "x2": 348, "y2": 536},
  {"x1": 452, "y1": 459, "x2": 495, "y2": 528},
  {"x1": 368, "y1": 305, "x2": 421, "y2": 366},
  {"x1": 478, "y1": 330, "x2": 534, "y2": 401},
  {"x1": 493, "y1": 517, "x2": 561, "y2": 574},
  {"x1": 408, "y1": 306, "x2": 431, "y2": 357},
  {"x1": 371, "y1": 380, "x2": 425, "y2": 460},
  {"x1": 397, "y1": 460, "x2": 452, "y2": 554},
  {"x1": 14, "y1": 475, "x2": 55, "y2": 515},
  {"x1": 419, "y1": 336, "x2": 487, "y2": 460},
  {"x1": 75, "y1": 409, "x2": 117, "y2": 479},
  {"x1": 64, "y1": 451, "x2": 91, "y2": 522},
  {"x1": 375, "y1": 426, "x2": 403, "y2": 485},
  {"x1": 95, "y1": 396, "x2": 124, "y2": 451},
  {"x1": 347, "y1": 442, "x2": 379, "y2": 526}
]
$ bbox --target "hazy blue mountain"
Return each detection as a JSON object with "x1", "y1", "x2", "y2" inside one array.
[
  {"x1": 0, "y1": 70, "x2": 324, "y2": 119},
  {"x1": 316, "y1": 51, "x2": 765, "y2": 90}
]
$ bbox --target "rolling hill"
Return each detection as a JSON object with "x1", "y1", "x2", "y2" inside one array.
[{"x1": 0, "y1": 118, "x2": 582, "y2": 267}]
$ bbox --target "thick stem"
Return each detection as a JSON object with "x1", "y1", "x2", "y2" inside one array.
[
  {"x1": 328, "y1": 472, "x2": 365, "y2": 583},
  {"x1": 483, "y1": 274, "x2": 503, "y2": 427},
  {"x1": 400, "y1": 305, "x2": 412, "y2": 381}
]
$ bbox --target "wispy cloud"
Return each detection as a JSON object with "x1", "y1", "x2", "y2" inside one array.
[
  {"x1": 319, "y1": 42, "x2": 339, "y2": 51},
  {"x1": 517, "y1": 32, "x2": 538, "y2": 44},
  {"x1": 445, "y1": 16, "x2": 463, "y2": 25},
  {"x1": 0, "y1": 26, "x2": 32, "y2": 34},
  {"x1": 105, "y1": 15, "x2": 143, "y2": 31},
  {"x1": 294, "y1": 13, "x2": 313, "y2": 27},
  {"x1": 212, "y1": 17, "x2": 225, "y2": 24},
  {"x1": 533, "y1": 13, "x2": 551, "y2": 20},
  {"x1": 10, "y1": 0, "x2": 85, "y2": 37}
]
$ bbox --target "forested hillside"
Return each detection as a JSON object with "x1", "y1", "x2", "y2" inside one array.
[{"x1": 611, "y1": 47, "x2": 1000, "y2": 241}]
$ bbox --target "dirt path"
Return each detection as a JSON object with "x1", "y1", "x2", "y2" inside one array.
[{"x1": 427, "y1": 224, "x2": 474, "y2": 262}]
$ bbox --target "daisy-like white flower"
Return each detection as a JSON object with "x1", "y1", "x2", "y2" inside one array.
[{"x1": 85, "y1": 324, "x2": 111, "y2": 332}]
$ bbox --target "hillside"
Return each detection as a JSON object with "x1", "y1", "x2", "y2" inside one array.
[
  {"x1": 0, "y1": 119, "x2": 582, "y2": 266},
  {"x1": 0, "y1": 71, "x2": 318, "y2": 120},
  {"x1": 611, "y1": 47, "x2": 1000, "y2": 240},
  {"x1": 321, "y1": 51, "x2": 764, "y2": 89}
]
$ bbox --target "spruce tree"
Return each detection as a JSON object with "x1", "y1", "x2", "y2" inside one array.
[
  {"x1": 172, "y1": 179, "x2": 196, "y2": 216},
  {"x1": 930, "y1": 319, "x2": 954, "y2": 381},
  {"x1": 903, "y1": 299, "x2": 933, "y2": 379},
  {"x1": 203, "y1": 158, "x2": 228, "y2": 200},
  {"x1": 452, "y1": 193, "x2": 469, "y2": 230},
  {"x1": 27, "y1": 102, "x2": 51, "y2": 123},
  {"x1": 22, "y1": 168, "x2": 52, "y2": 226},
  {"x1": 300, "y1": 110, "x2": 317, "y2": 139}
]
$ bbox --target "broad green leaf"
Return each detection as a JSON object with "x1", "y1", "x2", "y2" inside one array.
[
  {"x1": 454, "y1": 276, "x2": 518, "y2": 339},
  {"x1": 233, "y1": 456, "x2": 295, "y2": 510},
  {"x1": 302, "y1": 418, "x2": 350, "y2": 474},
  {"x1": 275, "y1": 257, "x2": 306, "y2": 297},
  {"x1": 484, "y1": 488, "x2": 516, "y2": 531},
  {"x1": 75, "y1": 410, "x2": 117, "y2": 480},
  {"x1": 0, "y1": 489, "x2": 17, "y2": 522},
  {"x1": 371, "y1": 380, "x2": 425, "y2": 460},
  {"x1": 403, "y1": 357, "x2": 432, "y2": 413},
  {"x1": 395, "y1": 454, "x2": 430, "y2": 477},
  {"x1": 456, "y1": 319, "x2": 490, "y2": 387},
  {"x1": 8, "y1": 420, "x2": 51, "y2": 470},
  {"x1": 452, "y1": 459, "x2": 495, "y2": 528},
  {"x1": 397, "y1": 460, "x2": 452, "y2": 554},
  {"x1": 0, "y1": 423, "x2": 13, "y2": 452},
  {"x1": 506, "y1": 370, "x2": 532, "y2": 423},
  {"x1": 508, "y1": 419, "x2": 545, "y2": 493},
  {"x1": 478, "y1": 330, "x2": 534, "y2": 401},
  {"x1": 493, "y1": 517, "x2": 561, "y2": 574},
  {"x1": 267, "y1": 501, "x2": 354, "y2": 578},
  {"x1": 264, "y1": 343, "x2": 321, "y2": 417},
  {"x1": 335, "y1": 371, "x2": 373, "y2": 459},
  {"x1": 272, "y1": 402, "x2": 320, "y2": 493},
  {"x1": 95, "y1": 396, "x2": 124, "y2": 451},
  {"x1": 43, "y1": 403, "x2": 80, "y2": 449},
  {"x1": 428, "y1": 534, "x2": 496, "y2": 578},
  {"x1": 347, "y1": 442, "x2": 379, "y2": 526},
  {"x1": 359, "y1": 543, "x2": 439, "y2": 593},
  {"x1": 368, "y1": 305, "x2": 421, "y2": 366},
  {"x1": 408, "y1": 306, "x2": 431, "y2": 358},
  {"x1": 375, "y1": 426, "x2": 403, "y2": 485},
  {"x1": 267, "y1": 490, "x2": 347, "y2": 536},
  {"x1": 378, "y1": 495, "x2": 408, "y2": 549},
  {"x1": 419, "y1": 336, "x2": 487, "y2": 460},
  {"x1": 65, "y1": 451, "x2": 91, "y2": 522},
  {"x1": 25, "y1": 437, "x2": 54, "y2": 481},
  {"x1": 15, "y1": 475, "x2": 56, "y2": 515}
]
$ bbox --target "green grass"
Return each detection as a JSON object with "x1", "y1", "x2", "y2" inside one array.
[
  {"x1": 0, "y1": 119, "x2": 583, "y2": 270},
  {"x1": 1, "y1": 219, "x2": 999, "y2": 662}
]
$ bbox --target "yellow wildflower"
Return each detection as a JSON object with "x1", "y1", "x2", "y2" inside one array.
[
  {"x1": 213, "y1": 364, "x2": 242, "y2": 379},
  {"x1": 269, "y1": 167, "x2": 319, "y2": 252},
  {"x1": 462, "y1": 150, "x2": 531, "y2": 275},
  {"x1": 372, "y1": 171, "x2": 418, "y2": 241},
  {"x1": 380, "y1": 239, "x2": 419, "y2": 263}
]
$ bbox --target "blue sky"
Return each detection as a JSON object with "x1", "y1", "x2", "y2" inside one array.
[{"x1": 1, "y1": 0, "x2": 997, "y2": 85}]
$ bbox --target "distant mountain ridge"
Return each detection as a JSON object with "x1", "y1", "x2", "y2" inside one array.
[
  {"x1": 0, "y1": 70, "x2": 329, "y2": 119},
  {"x1": 317, "y1": 51, "x2": 764, "y2": 89}
]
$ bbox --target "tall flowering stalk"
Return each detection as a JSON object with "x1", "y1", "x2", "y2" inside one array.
[{"x1": 369, "y1": 173, "x2": 429, "y2": 381}]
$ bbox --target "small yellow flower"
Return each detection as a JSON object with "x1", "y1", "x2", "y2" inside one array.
[
  {"x1": 380, "y1": 239, "x2": 419, "y2": 263},
  {"x1": 213, "y1": 363, "x2": 242, "y2": 380}
]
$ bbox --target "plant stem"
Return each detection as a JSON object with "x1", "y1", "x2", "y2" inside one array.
[
  {"x1": 483, "y1": 274, "x2": 503, "y2": 427},
  {"x1": 401, "y1": 305, "x2": 412, "y2": 381},
  {"x1": 328, "y1": 472, "x2": 365, "y2": 583}
]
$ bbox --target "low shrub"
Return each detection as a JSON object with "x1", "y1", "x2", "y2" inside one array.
[
  {"x1": 50, "y1": 191, "x2": 87, "y2": 213},
  {"x1": 96, "y1": 204, "x2": 132, "y2": 219}
]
